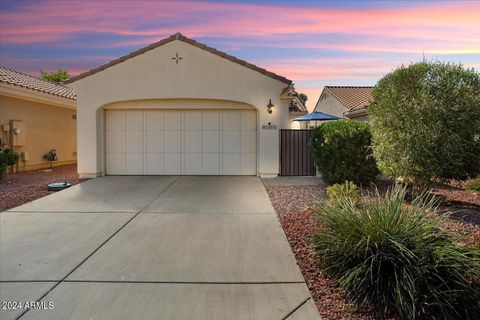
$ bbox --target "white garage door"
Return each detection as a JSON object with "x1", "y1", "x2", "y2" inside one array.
[{"x1": 105, "y1": 110, "x2": 257, "y2": 175}]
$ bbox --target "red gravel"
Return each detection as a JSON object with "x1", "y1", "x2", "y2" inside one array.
[
  {"x1": 265, "y1": 183, "x2": 480, "y2": 320},
  {"x1": 265, "y1": 185, "x2": 375, "y2": 320},
  {"x1": 0, "y1": 164, "x2": 81, "y2": 211}
]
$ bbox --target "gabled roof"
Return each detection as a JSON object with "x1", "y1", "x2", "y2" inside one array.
[
  {"x1": 280, "y1": 86, "x2": 308, "y2": 113},
  {"x1": 0, "y1": 67, "x2": 76, "y2": 100},
  {"x1": 322, "y1": 86, "x2": 373, "y2": 111},
  {"x1": 65, "y1": 33, "x2": 292, "y2": 85}
]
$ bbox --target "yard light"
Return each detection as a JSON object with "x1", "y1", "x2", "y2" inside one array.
[{"x1": 267, "y1": 99, "x2": 274, "y2": 114}]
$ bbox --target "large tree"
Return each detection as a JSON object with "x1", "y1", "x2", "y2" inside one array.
[
  {"x1": 40, "y1": 69, "x2": 70, "y2": 83},
  {"x1": 370, "y1": 61, "x2": 480, "y2": 186}
]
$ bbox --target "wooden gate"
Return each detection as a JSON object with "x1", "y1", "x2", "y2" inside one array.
[{"x1": 280, "y1": 129, "x2": 316, "y2": 176}]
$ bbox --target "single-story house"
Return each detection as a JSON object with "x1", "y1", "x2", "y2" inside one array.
[
  {"x1": 287, "y1": 93, "x2": 308, "y2": 129},
  {"x1": 313, "y1": 86, "x2": 373, "y2": 122},
  {"x1": 65, "y1": 33, "x2": 302, "y2": 178},
  {"x1": 0, "y1": 67, "x2": 77, "y2": 171}
]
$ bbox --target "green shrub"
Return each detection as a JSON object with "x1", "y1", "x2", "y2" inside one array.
[
  {"x1": 0, "y1": 163, "x2": 7, "y2": 179},
  {"x1": 313, "y1": 185, "x2": 480, "y2": 319},
  {"x1": 310, "y1": 120, "x2": 379, "y2": 186},
  {"x1": 0, "y1": 148, "x2": 20, "y2": 179},
  {"x1": 466, "y1": 179, "x2": 480, "y2": 195},
  {"x1": 0, "y1": 148, "x2": 20, "y2": 166},
  {"x1": 326, "y1": 181, "x2": 360, "y2": 206},
  {"x1": 370, "y1": 61, "x2": 480, "y2": 187}
]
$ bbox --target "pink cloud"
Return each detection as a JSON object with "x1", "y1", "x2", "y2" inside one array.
[{"x1": 1, "y1": 0, "x2": 478, "y2": 55}]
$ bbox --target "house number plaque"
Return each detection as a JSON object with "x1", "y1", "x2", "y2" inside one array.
[{"x1": 262, "y1": 123, "x2": 277, "y2": 130}]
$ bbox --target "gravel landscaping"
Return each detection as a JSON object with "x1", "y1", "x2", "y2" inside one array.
[
  {"x1": 264, "y1": 178, "x2": 480, "y2": 320},
  {"x1": 0, "y1": 164, "x2": 81, "y2": 211}
]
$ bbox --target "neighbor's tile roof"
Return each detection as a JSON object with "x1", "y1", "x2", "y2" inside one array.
[
  {"x1": 65, "y1": 33, "x2": 292, "y2": 85},
  {"x1": 324, "y1": 86, "x2": 373, "y2": 111},
  {"x1": 0, "y1": 67, "x2": 76, "y2": 100}
]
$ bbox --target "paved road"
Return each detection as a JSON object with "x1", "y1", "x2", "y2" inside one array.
[{"x1": 1, "y1": 176, "x2": 320, "y2": 319}]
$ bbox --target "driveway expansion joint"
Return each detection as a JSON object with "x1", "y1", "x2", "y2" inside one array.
[
  {"x1": 281, "y1": 297, "x2": 312, "y2": 320},
  {"x1": 63, "y1": 280, "x2": 306, "y2": 285},
  {"x1": 14, "y1": 176, "x2": 181, "y2": 319}
]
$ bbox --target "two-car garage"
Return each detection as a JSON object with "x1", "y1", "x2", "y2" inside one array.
[
  {"x1": 67, "y1": 33, "x2": 294, "y2": 178},
  {"x1": 105, "y1": 109, "x2": 257, "y2": 175}
]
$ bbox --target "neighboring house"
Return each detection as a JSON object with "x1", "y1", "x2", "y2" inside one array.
[
  {"x1": 313, "y1": 86, "x2": 373, "y2": 122},
  {"x1": 65, "y1": 33, "x2": 299, "y2": 178},
  {"x1": 286, "y1": 91, "x2": 308, "y2": 129},
  {"x1": 0, "y1": 67, "x2": 77, "y2": 171}
]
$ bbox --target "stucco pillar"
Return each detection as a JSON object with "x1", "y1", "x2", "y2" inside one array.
[
  {"x1": 257, "y1": 97, "x2": 282, "y2": 177},
  {"x1": 76, "y1": 102, "x2": 103, "y2": 178}
]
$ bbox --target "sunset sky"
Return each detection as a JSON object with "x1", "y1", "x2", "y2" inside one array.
[{"x1": 1, "y1": 0, "x2": 479, "y2": 110}]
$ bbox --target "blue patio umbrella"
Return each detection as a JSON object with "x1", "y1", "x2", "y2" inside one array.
[{"x1": 293, "y1": 111, "x2": 341, "y2": 122}]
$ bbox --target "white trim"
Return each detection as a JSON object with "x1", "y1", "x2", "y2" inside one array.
[{"x1": 0, "y1": 83, "x2": 76, "y2": 109}]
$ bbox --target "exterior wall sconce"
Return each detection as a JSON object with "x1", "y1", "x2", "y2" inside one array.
[
  {"x1": 267, "y1": 99, "x2": 274, "y2": 114},
  {"x1": 13, "y1": 128, "x2": 21, "y2": 135}
]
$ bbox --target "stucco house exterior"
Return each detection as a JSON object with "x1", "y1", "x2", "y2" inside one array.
[
  {"x1": 0, "y1": 67, "x2": 77, "y2": 171},
  {"x1": 66, "y1": 33, "x2": 301, "y2": 178},
  {"x1": 313, "y1": 86, "x2": 373, "y2": 122}
]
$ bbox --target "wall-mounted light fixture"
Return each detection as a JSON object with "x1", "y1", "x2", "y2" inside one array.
[
  {"x1": 267, "y1": 99, "x2": 274, "y2": 114},
  {"x1": 13, "y1": 128, "x2": 21, "y2": 135}
]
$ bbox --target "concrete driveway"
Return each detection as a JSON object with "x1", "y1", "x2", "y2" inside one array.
[{"x1": 0, "y1": 176, "x2": 320, "y2": 320}]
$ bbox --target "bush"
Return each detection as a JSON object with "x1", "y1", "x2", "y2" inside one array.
[
  {"x1": 326, "y1": 181, "x2": 360, "y2": 206},
  {"x1": 310, "y1": 120, "x2": 379, "y2": 186},
  {"x1": 0, "y1": 148, "x2": 20, "y2": 179},
  {"x1": 313, "y1": 185, "x2": 480, "y2": 319},
  {"x1": 0, "y1": 163, "x2": 7, "y2": 179},
  {"x1": 466, "y1": 179, "x2": 480, "y2": 195},
  {"x1": 370, "y1": 61, "x2": 480, "y2": 187}
]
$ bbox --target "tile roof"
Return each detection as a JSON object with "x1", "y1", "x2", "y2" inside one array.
[
  {"x1": 324, "y1": 86, "x2": 373, "y2": 111},
  {"x1": 0, "y1": 67, "x2": 76, "y2": 100},
  {"x1": 289, "y1": 99, "x2": 308, "y2": 113},
  {"x1": 65, "y1": 33, "x2": 292, "y2": 85}
]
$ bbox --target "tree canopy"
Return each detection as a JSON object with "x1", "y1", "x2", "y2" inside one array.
[
  {"x1": 370, "y1": 61, "x2": 480, "y2": 186},
  {"x1": 40, "y1": 69, "x2": 70, "y2": 83}
]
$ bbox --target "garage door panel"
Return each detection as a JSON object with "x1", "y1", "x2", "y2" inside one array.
[
  {"x1": 125, "y1": 111, "x2": 143, "y2": 131},
  {"x1": 184, "y1": 132, "x2": 202, "y2": 153},
  {"x1": 145, "y1": 131, "x2": 163, "y2": 153},
  {"x1": 241, "y1": 131, "x2": 256, "y2": 153},
  {"x1": 106, "y1": 153, "x2": 125, "y2": 174},
  {"x1": 106, "y1": 110, "x2": 256, "y2": 175},
  {"x1": 202, "y1": 153, "x2": 219, "y2": 174},
  {"x1": 241, "y1": 111, "x2": 257, "y2": 131},
  {"x1": 184, "y1": 111, "x2": 202, "y2": 130},
  {"x1": 164, "y1": 112, "x2": 181, "y2": 131},
  {"x1": 106, "y1": 111, "x2": 125, "y2": 131},
  {"x1": 223, "y1": 132, "x2": 241, "y2": 153},
  {"x1": 125, "y1": 131, "x2": 142, "y2": 153},
  {"x1": 241, "y1": 153, "x2": 256, "y2": 174},
  {"x1": 164, "y1": 153, "x2": 181, "y2": 174},
  {"x1": 202, "y1": 132, "x2": 220, "y2": 153},
  {"x1": 145, "y1": 111, "x2": 163, "y2": 130},
  {"x1": 202, "y1": 112, "x2": 220, "y2": 130},
  {"x1": 144, "y1": 153, "x2": 163, "y2": 174},
  {"x1": 222, "y1": 153, "x2": 240, "y2": 174},
  {"x1": 164, "y1": 132, "x2": 181, "y2": 153},
  {"x1": 125, "y1": 153, "x2": 143, "y2": 174},
  {"x1": 222, "y1": 111, "x2": 241, "y2": 131},
  {"x1": 106, "y1": 131, "x2": 125, "y2": 153},
  {"x1": 184, "y1": 153, "x2": 202, "y2": 174}
]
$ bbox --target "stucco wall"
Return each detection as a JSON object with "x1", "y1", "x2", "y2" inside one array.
[
  {"x1": 0, "y1": 95, "x2": 77, "y2": 170},
  {"x1": 313, "y1": 92, "x2": 347, "y2": 118},
  {"x1": 69, "y1": 40, "x2": 291, "y2": 178}
]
